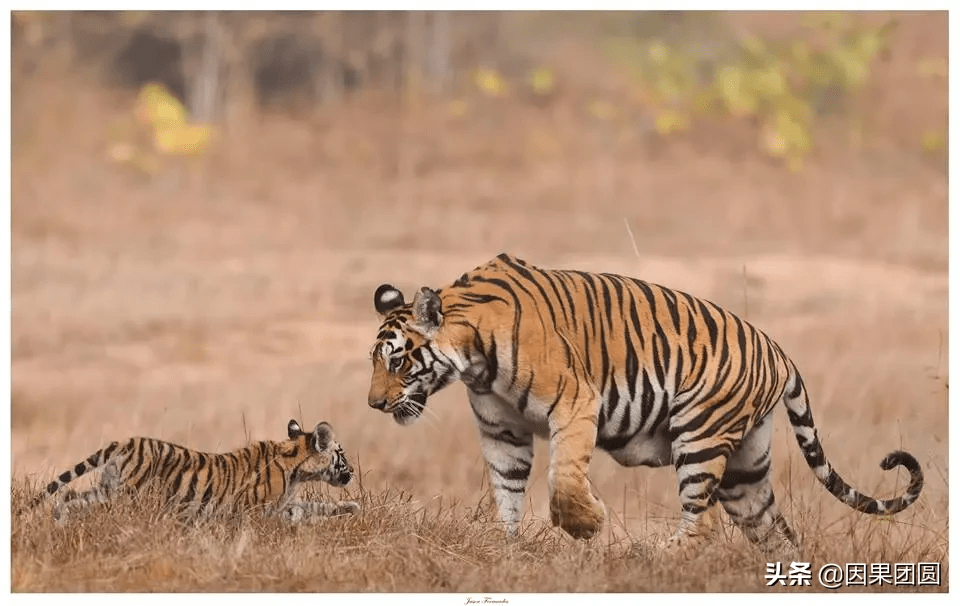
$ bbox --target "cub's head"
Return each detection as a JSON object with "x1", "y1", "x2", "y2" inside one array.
[
  {"x1": 286, "y1": 420, "x2": 353, "y2": 487},
  {"x1": 368, "y1": 284, "x2": 456, "y2": 425}
]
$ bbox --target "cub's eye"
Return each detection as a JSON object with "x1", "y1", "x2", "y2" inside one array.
[{"x1": 388, "y1": 357, "x2": 404, "y2": 373}]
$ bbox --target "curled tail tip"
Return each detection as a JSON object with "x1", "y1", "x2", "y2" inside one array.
[
  {"x1": 880, "y1": 450, "x2": 922, "y2": 476},
  {"x1": 879, "y1": 450, "x2": 925, "y2": 509}
]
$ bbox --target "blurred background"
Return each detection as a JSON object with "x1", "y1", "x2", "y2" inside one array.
[{"x1": 11, "y1": 11, "x2": 947, "y2": 542}]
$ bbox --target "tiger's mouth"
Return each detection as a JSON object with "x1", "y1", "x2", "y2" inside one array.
[
  {"x1": 390, "y1": 395, "x2": 426, "y2": 426},
  {"x1": 328, "y1": 469, "x2": 353, "y2": 487}
]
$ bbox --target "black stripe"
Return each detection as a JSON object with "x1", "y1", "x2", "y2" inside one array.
[
  {"x1": 678, "y1": 471, "x2": 718, "y2": 492},
  {"x1": 787, "y1": 369, "x2": 804, "y2": 399},
  {"x1": 719, "y1": 462, "x2": 770, "y2": 490},
  {"x1": 489, "y1": 460, "x2": 532, "y2": 481},
  {"x1": 697, "y1": 299, "x2": 719, "y2": 351},
  {"x1": 639, "y1": 370, "x2": 655, "y2": 425},
  {"x1": 534, "y1": 266, "x2": 573, "y2": 326},
  {"x1": 124, "y1": 438, "x2": 151, "y2": 483},
  {"x1": 674, "y1": 444, "x2": 731, "y2": 468},
  {"x1": 459, "y1": 292, "x2": 506, "y2": 305},
  {"x1": 682, "y1": 502, "x2": 708, "y2": 514},
  {"x1": 469, "y1": 276, "x2": 523, "y2": 388},
  {"x1": 596, "y1": 421, "x2": 644, "y2": 452},
  {"x1": 546, "y1": 374, "x2": 567, "y2": 417}
]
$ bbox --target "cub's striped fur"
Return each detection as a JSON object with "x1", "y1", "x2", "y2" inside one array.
[
  {"x1": 27, "y1": 419, "x2": 360, "y2": 525},
  {"x1": 367, "y1": 253, "x2": 923, "y2": 552}
]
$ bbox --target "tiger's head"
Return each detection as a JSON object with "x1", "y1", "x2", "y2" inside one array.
[
  {"x1": 368, "y1": 284, "x2": 457, "y2": 425},
  {"x1": 285, "y1": 419, "x2": 354, "y2": 487}
]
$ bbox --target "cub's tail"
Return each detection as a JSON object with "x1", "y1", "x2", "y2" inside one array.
[{"x1": 23, "y1": 441, "x2": 124, "y2": 513}]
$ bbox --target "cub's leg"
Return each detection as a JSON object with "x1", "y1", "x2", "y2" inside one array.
[
  {"x1": 277, "y1": 500, "x2": 360, "y2": 524},
  {"x1": 468, "y1": 391, "x2": 535, "y2": 538},
  {"x1": 53, "y1": 460, "x2": 122, "y2": 525}
]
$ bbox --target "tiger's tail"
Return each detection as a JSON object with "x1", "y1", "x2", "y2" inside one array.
[
  {"x1": 24, "y1": 441, "x2": 125, "y2": 512},
  {"x1": 783, "y1": 363, "x2": 923, "y2": 515}
]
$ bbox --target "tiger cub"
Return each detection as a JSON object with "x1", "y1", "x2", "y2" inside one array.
[{"x1": 26, "y1": 419, "x2": 360, "y2": 525}]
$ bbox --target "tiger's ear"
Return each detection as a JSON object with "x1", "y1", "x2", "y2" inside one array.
[
  {"x1": 411, "y1": 287, "x2": 443, "y2": 337},
  {"x1": 287, "y1": 419, "x2": 302, "y2": 439},
  {"x1": 311, "y1": 422, "x2": 332, "y2": 452},
  {"x1": 375, "y1": 284, "x2": 406, "y2": 316}
]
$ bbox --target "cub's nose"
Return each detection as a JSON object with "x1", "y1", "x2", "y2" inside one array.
[
  {"x1": 369, "y1": 398, "x2": 388, "y2": 410},
  {"x1": 338, "y1": 470, "x2": 353, "y2": 485}
]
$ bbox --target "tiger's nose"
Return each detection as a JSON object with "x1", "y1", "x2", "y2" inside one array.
[{"x1": 369, "y1": 398, "x2": 388, "y2": 410}]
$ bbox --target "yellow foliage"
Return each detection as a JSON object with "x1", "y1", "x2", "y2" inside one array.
[
  {"x1": 529, "y1": 67, "x2": 556, "y2": 95},
  {"x1": 153, "y1": 123, "x2": 215, "y2": 157},
  {"x1": 472, "y1": 68, "x2": 508, "y2": 97},
  {"x1": 716, "y1": 65, "x2": 757, "y2": 117},
  {"x1": 609, "y1": 15, "x2": 900, "y2": 170},
  {"x1": 136, "y1": 83, "x2": 189, "y2": 130},
  {"x1": 921, "y1": 129, "x2": 946, "y2": 153},
  {"x1": 647, "y1": 41, "x2": 669, "y2": 65},
  {"x1": 760, "y1": 123, "x2": 788, "y2": 158},
  {"x1": 654, "y1": 110, "x2": 690, "y2": 136},
  {"x1": 833, "y1": 47, "x2": 869, "y2": 90},
  {"x1": 738, "y1": 35, "x2": 768, "y2": 58},
  {"x1": 752, "y1": 66, "x2": 786, "y2": 98},
  {"x1": 109, "y1": 83, "x2": 216, "y2": 177}
]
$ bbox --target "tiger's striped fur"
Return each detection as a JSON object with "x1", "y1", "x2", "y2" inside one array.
[
  {"x1": 367, "y1": 253, "x2": 923, "y2": 551},
  {"x1": 27, "y1": 419, "x2": 360, "y2": 525}
]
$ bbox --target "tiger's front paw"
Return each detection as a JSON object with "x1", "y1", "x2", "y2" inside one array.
[
  {"x1": 337, "y1": 501, "x2": 361, "y2": 516},
  {"x1": 656, "y1": 529, "x2": 709, "y2": 558},
  {"x1": 550, "y1": 484, "x2": 605, "y2": 539}
]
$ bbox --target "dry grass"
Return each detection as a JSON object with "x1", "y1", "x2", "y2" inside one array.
[
  {"x1": 12, "y1": 466, "x2": 948, "y2": 593},
  {"x1": 11, "y1": 12, "x2": 947, "y2": 593}
]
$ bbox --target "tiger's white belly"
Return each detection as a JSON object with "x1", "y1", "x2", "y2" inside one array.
[
  {"x1": 476, "y1": 371, "x2": 674, "y2": 467},
  {"x1": 602, "y1": 430, "x2": 672, "y2": 467}
]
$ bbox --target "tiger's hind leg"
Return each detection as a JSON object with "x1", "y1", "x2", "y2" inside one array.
[
  {"x1": 662, "y1": 411, "x2": 737, "y2": 551},
  {"x1": 714, "y1": 412, "x2": 800, "y2": 558},
  {"x1": 662, "y1": 447, "x2": 730, "y2": 551}
]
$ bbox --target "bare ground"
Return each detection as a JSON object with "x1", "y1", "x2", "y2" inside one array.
[{"x1": 10, "y1": 12, "x2": 948, "y2": 593}]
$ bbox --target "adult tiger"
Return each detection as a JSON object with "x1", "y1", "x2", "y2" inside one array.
[{"x1": 367, "y1": 253, "x2": 924, "y2": 552}]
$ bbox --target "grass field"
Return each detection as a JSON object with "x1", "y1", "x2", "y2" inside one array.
[{"x1": 10, "y1": 11, "x2": 948, "y2": 593}]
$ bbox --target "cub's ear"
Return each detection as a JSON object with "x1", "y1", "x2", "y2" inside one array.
[
  {"x1": 375, "y1": 284, "x2": 406, "y2": 316},
  {"x1": 411, "y1": 287, "x2": 443, "y2": 337},
  {"x1": 287, "y1": 419, "x2": 302, "y2": 439},
  {"x1": 311, "y1": 422, "x2": 333, "y2": 452}
]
